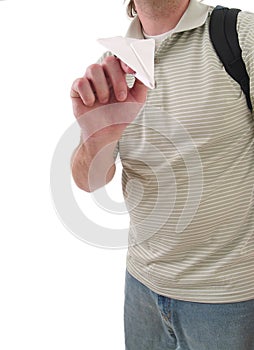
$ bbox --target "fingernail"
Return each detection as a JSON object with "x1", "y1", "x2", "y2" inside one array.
[{"x1": 118, "y1": 91, "x2": 126, "y2": 101}]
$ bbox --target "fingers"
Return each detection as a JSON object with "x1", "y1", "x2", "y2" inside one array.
[
  {"x1": 86, "y1": 63, "x2": 111, "y2": 104},
  {"x1": 117, "y1": 59, "x2": 147, "y2": 103},
  {"x1": 102, "y1": 56, "x2": 128, "y2": 102},
  {"x1": 72, "y1": 63, "x2": 111, "y2": 106},
  {"x1": 71, "y1": 56, "x2": 129, "y2": 109},
  {"x1": 71, "y1": 77, "x2": 95, "y2": 107}
]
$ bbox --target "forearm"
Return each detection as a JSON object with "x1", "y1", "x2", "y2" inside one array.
[{"x1": 71, "y1": 137, "x2": 117, "y2": 192}]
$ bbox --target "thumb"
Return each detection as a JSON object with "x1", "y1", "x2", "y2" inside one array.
[{"x1": 130, "y1": 78, "x2": 148, "y2": 103}]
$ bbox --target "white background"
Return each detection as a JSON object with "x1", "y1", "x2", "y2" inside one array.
[{"x1": 0, "y1": 0, "x2": 253, "y2": 349}]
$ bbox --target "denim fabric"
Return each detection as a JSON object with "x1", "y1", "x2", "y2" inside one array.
[{"x1": 124, "y1": 270, "x2": 254, "y2": 350}]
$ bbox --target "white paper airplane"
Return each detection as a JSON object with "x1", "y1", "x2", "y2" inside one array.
[{"x1": 97, "y1": 36, "x2": 155, "y2": 89}]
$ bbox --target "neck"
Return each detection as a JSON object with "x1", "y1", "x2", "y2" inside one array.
[{"x1": 134, "y1": 0, "x2": 190, "y2": 35}]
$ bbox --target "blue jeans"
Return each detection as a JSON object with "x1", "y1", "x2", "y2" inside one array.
[{"x1": 124, "y1": 270, "x2": 254, "y2": 350}]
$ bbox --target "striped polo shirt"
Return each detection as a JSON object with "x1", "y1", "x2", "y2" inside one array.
[{"x1": 108, "y1": 0, "x2": 254, "y2": 302}]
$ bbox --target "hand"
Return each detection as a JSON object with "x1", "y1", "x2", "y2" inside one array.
[
  {"x1": 70, "y1": 56, "x2": 148, "y2": 191},
  {"x1": 70, "y1": 55, "x2": 148, "y2": 119}
]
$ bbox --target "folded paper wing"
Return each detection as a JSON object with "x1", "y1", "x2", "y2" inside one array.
[{"x1": 97, "y1": 36, "x2": 155, "y2": 89}]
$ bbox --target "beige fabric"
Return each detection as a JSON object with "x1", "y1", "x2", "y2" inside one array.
[{"x1": 108, "y1": 0, "x2": 254, "y2": 302}]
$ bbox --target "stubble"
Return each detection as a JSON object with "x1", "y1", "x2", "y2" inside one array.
[{"x1": 134, "y1": 0, "x2": 186, "y2": 19}]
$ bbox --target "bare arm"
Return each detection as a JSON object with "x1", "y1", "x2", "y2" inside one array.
[
  {"x1": 70, "y1": 56, "x2": 147, "y2": 192},
  {"x1": 71, "y1": 128, "x2": 118, "y2": 193}
]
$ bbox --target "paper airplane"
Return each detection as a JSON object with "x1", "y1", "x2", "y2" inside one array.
[{"x1": 98, "y1": 36, "x2": 155, "y2": 89}]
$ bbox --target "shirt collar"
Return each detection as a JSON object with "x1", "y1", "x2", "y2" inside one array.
[{"x1": 125, "y1": 0, "x2": 211, "y2": 39}]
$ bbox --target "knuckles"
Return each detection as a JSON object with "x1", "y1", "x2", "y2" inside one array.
[
  {"x1": 71, "y1": 54, "x2": 127, "y2": 107},
  {"x1": 85, "y1": 63, "x2": 102, "y2": 78},
  {"x1": 102, "y1": 55, "x2": 118, "y2": 66},
  {"x1": 76, "y1": 77, "x2": 85, "y2": 90},
  {"x1": 70, "y1": 78, "x2": 84, "y2": 98}
]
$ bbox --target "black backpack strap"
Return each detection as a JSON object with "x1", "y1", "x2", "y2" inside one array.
[{"x1": 209, "y1": 6, "x2": 252, "y2": 111}]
